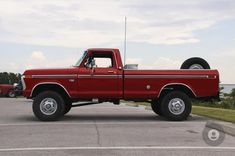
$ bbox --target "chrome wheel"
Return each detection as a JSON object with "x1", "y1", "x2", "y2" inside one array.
[
  {"x1": 189, "y1": 64, "x2": 204, "y2": 69},
  {"x1": 168, "y1": 98, "x2": 185, "y2": 115},
  {"x1": 40, "y1": 98, "x2": 58, "y2": 115}
]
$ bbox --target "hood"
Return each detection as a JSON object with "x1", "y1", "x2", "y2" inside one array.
[{"x1": 23, "y1": 67, "x2": 78, "y2": 76}]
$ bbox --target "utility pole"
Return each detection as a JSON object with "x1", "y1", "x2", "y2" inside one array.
[{"x1": 124, "y1": 16, "x2": 127, "y2": 66}]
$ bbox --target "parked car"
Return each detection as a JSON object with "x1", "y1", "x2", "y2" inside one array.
[
  {"x1": 22, "y1": 48, "x2": 219, "y2": 121},
  {"x1": 14, "y1": 81, "x2": 23, "y2": 96},
  {"x1": 0, "y1": 84, "x2": 16, "y2": 98}
]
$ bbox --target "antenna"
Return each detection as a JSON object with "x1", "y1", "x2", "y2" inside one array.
[{"x1": 124, "y1": 16, "x2": 127, "y2": 66}]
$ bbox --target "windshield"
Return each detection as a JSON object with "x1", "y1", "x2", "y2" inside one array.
[{"x1": 75, "y1": 51, "x2": 87, "y2": 66}]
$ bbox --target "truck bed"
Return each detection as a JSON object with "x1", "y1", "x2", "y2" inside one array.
[{"x1": 123, "y1": 69, "x2": 219, "y2": 99}]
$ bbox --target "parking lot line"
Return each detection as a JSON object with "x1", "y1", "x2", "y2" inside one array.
[
  {"x1": 0, "y1": 121, "x2": 205, "y2": 127},
  {"x1": 0, "y1": 146, "x2": 235, "y2": 152}
]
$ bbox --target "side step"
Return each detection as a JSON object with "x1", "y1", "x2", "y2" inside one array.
[
  {"x1": 72, "y1": 101, "x2": 101, "y2": 107},
  {"x1": 71, "y1": 99, "x2": 120, "y2": 107}
]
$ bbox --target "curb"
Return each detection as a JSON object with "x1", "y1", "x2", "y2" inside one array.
[
  {"x1": 145, "y1": 106, "x2": 152, "y2": 110},
  {"x1": 125, "y1": 103, "x2": 235, "y2": 137},
  {"x1": 125, "y1": 103, "x2": 139, "y2": 107},
  {"x1": 206, "y1": 121, "x2": 235, "y2": 137}
]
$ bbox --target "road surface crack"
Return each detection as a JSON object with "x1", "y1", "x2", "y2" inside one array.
[{"x1": 94, "y1": 121, "x2": 101, "y2": 147}]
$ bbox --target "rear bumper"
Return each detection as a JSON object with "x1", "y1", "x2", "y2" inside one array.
[
  {"x1": 197, "y1": 92, "x2": 220, "y2": 102},
  {"x1": 211, "y1": 92, "x2": 221, "y2": 101}
]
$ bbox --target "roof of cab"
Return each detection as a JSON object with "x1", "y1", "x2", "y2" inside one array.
[{"x1": 87, "y1": 48, "x2": 119, "y2": 51}]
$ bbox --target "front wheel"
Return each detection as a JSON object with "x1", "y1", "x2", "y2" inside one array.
[
  {"x1": 33, "y1": 91, "x2": 65, "y2": 121},
  {"x1": 64, "y1": 101, "x2": 72, "y2": 115},
  {"x1": 161, "y1": 91, "x2": 192, "y2": 121}
]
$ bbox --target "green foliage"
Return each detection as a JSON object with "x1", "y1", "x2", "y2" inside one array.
[
  {"x1": 193, "y1": 89, "x2": 235, "y2": 110},
  {"x1": 230, "y1": 88, "x2": 235, "y2": 99},
  {"x1": 0, "y1": 72, "x2": 21, "y2": 84},
  {"x1": 220, "y1": 99, "x2": 234, "y2": 109},
  {"x1": 193, "y1": 86, "x2": 235, "y2": 110},
  {"x1": 219, "y1": 86, "x2": 224, "y2": 92}
]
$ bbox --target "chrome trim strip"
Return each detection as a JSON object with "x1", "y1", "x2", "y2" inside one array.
[
  {"x1": 32, "y1": 74, "x2": 77, "y2": 78},
  {"x1": 30, "y1": 82, "x2": 71, "y2": 97},
  {"x1": 125, "y1": 75, "x2": 209, "y2": 79},
  {"x1": 21, "y1": 75, "x2": 26, "y2": 91},
  {"x1": 31, "y1": 74, "x2": 209, "y2": 79},
  {"x1": 158, "y1": 83, "x2": 197, "y2": 98},
  {"x1": 124, "y1": 69, "x2": 213, "y2": 71},
  {"x1": 77, "y1": 74, "x2": 208, "y2": 79},
  {"x1": 78, "y1": 75, "x2": 122, "y2": 78}
]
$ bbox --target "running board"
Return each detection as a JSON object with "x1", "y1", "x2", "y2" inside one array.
[{"x1": 71, "y1": 102, "x2": 101, "y2": 107}]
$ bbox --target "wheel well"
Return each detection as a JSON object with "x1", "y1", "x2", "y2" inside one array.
[
  {"x1": 31, "y1": 84, "x2": 70, "y2": 101},
  {"x1": 158, "y1": 84, "x2": 196, "y2": 99}
]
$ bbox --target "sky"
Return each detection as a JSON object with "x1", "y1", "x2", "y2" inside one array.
[{"x1": 0, "y1": 0, "x2": 235, "y2": 83}]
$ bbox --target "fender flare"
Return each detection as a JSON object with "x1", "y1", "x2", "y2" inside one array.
[
  {"x1": 30, "y1": 82, "x2": 71, "y2": 98},
  {"x1": 158, "y1": 83, "x2": 197, "y2": 98}
]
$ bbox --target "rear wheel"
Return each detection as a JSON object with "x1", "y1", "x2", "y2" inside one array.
[
  {"x1": 151, "y1": 99, "x2": 162, "y2": 116},
  {"x1": 161, "y1": 91, "x2": 192, "y2": 121},
  {"x1": 8, "y1": 90, "x2": 16, "y2": 98},
  {"x1": 181, "y1": 57, "x2": 210, "y2": 69},
  {"x1": 33, "y1": 91, "x2": 65, "y2": 121}
]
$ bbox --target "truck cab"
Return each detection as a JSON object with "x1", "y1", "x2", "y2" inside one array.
[{"x1": 76, "y1": 49, "x2": 123, "y2": 100}]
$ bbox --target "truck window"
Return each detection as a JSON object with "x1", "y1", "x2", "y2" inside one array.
[
  {"x1": 75, "y1": 51, "x2": 87, "y2": 66},
  {"x1": 94, "y1": 57, "x2": 112, "y2": 68},
  {"x1": 85, "y1": 51, "x2": 114, "y2": 68}
]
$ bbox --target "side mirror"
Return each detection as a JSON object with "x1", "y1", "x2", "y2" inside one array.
[
  {"x1": 84, "y1": 57, "x2": 96, "y2": 68},
  {"x1": 85, "y1": 57, "x2": 91, "y2": 68}
]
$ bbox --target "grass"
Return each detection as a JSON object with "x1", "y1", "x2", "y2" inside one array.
[
  {"x1": 123, "y1": 101, "x2": 235, "y2": 123},
  {"x1": 192, "y1": 106, "x2": 235, "y2": 123}
]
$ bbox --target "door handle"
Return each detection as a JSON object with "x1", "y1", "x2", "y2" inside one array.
[{"x1": 108, "y1": 71, "x2": 115, "y2": 73}]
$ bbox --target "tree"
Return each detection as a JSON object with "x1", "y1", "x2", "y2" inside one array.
[{"x1": 0, "y1": 72, "x2": 21, "y2": 84}]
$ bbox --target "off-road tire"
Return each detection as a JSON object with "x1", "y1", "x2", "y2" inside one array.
[
  {"x1": 161, "y1": 91, "x2": 192, "y2": 121},
  {"x1": 33, "y1": 91, "x2": 65, "y2": 121},
  {"x1": 151, "y1": 99, "x2": 162, "y2": 116},
  {"x1": 64, "y1": 101, "x2": 72, "y2": 115},
  {"x1": 181, "y1": 57, "x2": 210, "y2": 69}
]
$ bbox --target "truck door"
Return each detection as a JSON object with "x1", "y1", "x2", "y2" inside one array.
[{"x1": 77, "y1": 51, "x2": 122, "y2": 99}]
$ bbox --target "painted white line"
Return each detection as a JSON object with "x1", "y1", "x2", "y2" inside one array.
[
  {"x1": 0, "y1": 121, "x2": 205, "y2": 127},
  {"x1": 0, "y1": 146, "x2": 235, "y2": 152}
]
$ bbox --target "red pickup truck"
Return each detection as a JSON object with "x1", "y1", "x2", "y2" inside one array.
[
  {"x1": 22, "y1": 48, "x2": 219, "y2": 121},
  {"x1": 0, "y1": 84, "x2": 16, "y2": 98}
]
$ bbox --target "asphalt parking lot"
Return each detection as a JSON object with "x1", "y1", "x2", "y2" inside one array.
[{"x1": 0, "y1": 98, "x2": 234, "y2": 156}]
